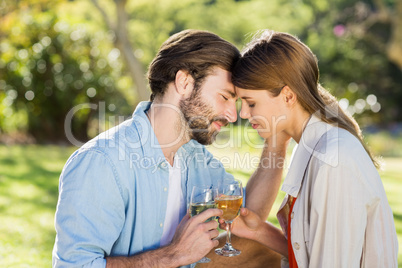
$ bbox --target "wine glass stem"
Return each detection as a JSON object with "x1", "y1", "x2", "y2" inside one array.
[{"x1": 226, "y1": 221, "x2": 233, "y2": 245}]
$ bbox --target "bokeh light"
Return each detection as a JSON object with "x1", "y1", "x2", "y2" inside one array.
[
  {"x1": 25, "y1": 90, "x2": 35, "y2": 101},
  {"x1": 86, "y1": 87, "x2": 96, "y2": 98}
]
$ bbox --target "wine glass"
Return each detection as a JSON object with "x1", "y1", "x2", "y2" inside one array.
[
  {"x1": 215, "y1": 180, "x2": 243, "y2": 257},
  {"x1": 189, "y1": 185, "x2": 218, "y2": 263}
]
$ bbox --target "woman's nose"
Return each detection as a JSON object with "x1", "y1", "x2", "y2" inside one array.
[{"x1": 239, "y1": 106, "x2": 250, "y2": 119}]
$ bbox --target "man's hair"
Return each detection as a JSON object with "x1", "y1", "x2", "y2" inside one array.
[{"x1": 147, "y1": 29, "x2": 240, "y2": 101}]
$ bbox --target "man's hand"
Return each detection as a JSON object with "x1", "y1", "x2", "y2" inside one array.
[
  {"x1": 169, "y1": 208, "x2": 223, "y2": 266},
  {"x1": 219, "y1": 208, "x2": 262, "y2": 241},
  {"x1": 106, "y1": 209, "x2": 222, "y2": 268}
]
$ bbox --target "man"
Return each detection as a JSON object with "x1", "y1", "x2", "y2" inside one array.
[{"x1": 53, "y1": 29, "x2": 287, "y2": 267}]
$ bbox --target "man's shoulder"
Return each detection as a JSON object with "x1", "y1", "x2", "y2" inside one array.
[
  {"x1": 73, "y1": 117, "x2": 145, "y2": 162},
  {"x1": 61, "y1": 118, "x2": 145, "y2": 186}
]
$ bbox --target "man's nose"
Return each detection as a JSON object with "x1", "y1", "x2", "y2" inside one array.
[{"x1": 225, "y1": 102, "x2": 237, "y2": 123}]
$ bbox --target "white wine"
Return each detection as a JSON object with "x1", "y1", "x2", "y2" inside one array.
[
  {"x1": 190, "y1": 202, "x2": 216, "y2": 222},
  {"x1": 214, "y1": 181, "x2": 243, "y2": 257},
  {"x1": 215, "y1": 195, "x2": 242, "y2": 221}
]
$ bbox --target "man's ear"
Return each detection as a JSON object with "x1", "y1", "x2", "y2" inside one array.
[
  {"x1": 175, "y1": 70, "x2": 194, "y2": 96},
  {"x1": 281, "y1": 85, "x2": 297, "y2": 106}
]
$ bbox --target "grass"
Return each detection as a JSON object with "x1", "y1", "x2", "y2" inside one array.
[
  {"x1": 0, "y1": 142, "x2": 401, "y2": 266},
  {"x1": 0, "y1": 145, "x2": 75, "y2": 267}
]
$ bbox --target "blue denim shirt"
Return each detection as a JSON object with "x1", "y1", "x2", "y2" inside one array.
[{"x1": 52, "y1": 101, "x2": 235, "y2": 267}]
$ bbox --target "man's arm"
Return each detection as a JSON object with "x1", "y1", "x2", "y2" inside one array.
[
  {"x1": 54, "y1": 150, "x2": 222, "y2": 268},
  {"x1": 106, "y1": 246, "x2": 178, "y2": 268},
  {"x1": 53, "y1": 150, "x2": 126, "y2": 268},
  {"x1": 106, "y1": 209, "x2": 223, "y2": 268},
  {"x1": 245, "y1": 133, "x2": 290, "y2": 219}
]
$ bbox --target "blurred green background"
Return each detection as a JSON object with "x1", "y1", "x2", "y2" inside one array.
[{"x1": 0, "y1": 0, "x2": 401, "y2": 266}]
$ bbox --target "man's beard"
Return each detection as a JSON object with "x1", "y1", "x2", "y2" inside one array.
[{"x1": 178, "y1": 89, "x2": 228, "y2": 145}]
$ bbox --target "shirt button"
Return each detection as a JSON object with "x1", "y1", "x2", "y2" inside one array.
[
  {"x1": 164, "y1": 187, "x2": 167, "y2": 192},
  {"x1": 161, "y1": 162, "x2": 167, "y2": 168},
  {"x1": 293, "y1": 242, "x2": 300, "y2": 250},
  {"x1": 160, "y1": 223, "x2": 163, "y2": 227},
  {"x1": 291, "y1": 212, "x2": 294, "y2": 219}
]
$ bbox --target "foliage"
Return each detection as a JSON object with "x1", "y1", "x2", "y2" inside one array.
[
  {"x1": 0, "y1": 3, "x2": 130, "y2": 143},
  {"x1": 365, "y1": 131, "x2": 402, "y2": 157},
  {"x1": 0, "y1": 0, "x2": 401, "y2": 143},
  {"x1": 124, "y1": 0, "x2": 314, "y2": 66},
  {"x1": 301, "y1": 0, "x2": 402, "y2": 125}
]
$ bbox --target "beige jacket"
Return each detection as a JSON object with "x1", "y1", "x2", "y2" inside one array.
[{"x1": 277, "y1": 115, "x2": 398, "y2": 268}]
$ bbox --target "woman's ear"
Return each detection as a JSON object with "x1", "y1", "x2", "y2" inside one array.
[
  {"x1": 281, "y1": 86, "x2": 297, "y2": 106},
  {"x1": 175, "y1": 70, "x2": 194, "y2": 96}
]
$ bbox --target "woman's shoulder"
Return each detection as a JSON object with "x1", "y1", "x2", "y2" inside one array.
[
  {"x1": 312, "y1": 127, "x2": 373, "y2": 169},
  {"x1": 309, "y1": 126, "x2": 383, "y2": 198}
]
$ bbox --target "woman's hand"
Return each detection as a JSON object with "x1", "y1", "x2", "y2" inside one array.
[
  {"x1": 265, "y1": 130, "x2": 291, "y2": 152},
  {"x1": 219, "y1": 208, "x2": 289, "y2": 257},
  {"x1": 219, "y1": 208, "x2": 263, "y2": 241}
]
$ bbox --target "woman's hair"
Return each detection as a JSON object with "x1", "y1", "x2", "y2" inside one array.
[
  {"x1": 233, "y1": 30, "x2": 380, "y2": 168},
  {"x1": 147, "y1": 29, "x2": 240, "y2": 101}
]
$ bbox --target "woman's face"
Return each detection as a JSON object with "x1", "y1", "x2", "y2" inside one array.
[{"x1": 236, "y1": 87, "x2": 289, "y2": 140}]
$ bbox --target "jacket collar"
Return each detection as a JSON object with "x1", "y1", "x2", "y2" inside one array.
[{"x1": 281, "y1": 114, "x2": 334, "y2": 197}]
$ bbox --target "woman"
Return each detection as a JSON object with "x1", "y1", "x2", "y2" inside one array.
[{"x1": 227, "y1": 30, "x2": 398, "y2": 267}]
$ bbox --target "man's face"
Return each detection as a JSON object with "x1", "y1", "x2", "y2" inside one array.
[{"x1": 179, "y1": 67, "x2": 237, "y2": 145}]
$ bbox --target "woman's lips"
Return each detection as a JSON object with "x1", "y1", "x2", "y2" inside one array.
[{"x1": 251, "y1": 123, "x2": 259, "y2": 129}]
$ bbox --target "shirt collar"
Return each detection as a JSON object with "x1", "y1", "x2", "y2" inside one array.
[
  {"x1": 131, "y1": 101, "x2": 197, "y2": 168},
  {"x1": 281, "y1": 114, "x2": 334, "y2": 197}
]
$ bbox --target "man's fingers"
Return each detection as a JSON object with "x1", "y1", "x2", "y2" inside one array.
[
  {"x1": 212, "y1": 238, "x2": 219, "y2": 247},
  {"x1": 208, "y1": 229, "x2": 219, "y2": 239},
  {"x1": 203, "y1": 219, "x2": 219, "y2": 230},
  {"x1": 193, "y1": 208, "x2": 222, "y2": 223},
  {"x1": 182, "y1": 214, "x2": 191, "y2": 222}
]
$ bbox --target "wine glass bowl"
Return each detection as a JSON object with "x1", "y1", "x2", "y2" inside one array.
[
  {"x1": 215, "y1": 195, "x2": 243, "y2": 222},
  {"x1": 215, "y1": 180, "x2": 243, "y2": 257},
  {"x1": 189, "y1": 185, "x2": 218, "y2": 263}
]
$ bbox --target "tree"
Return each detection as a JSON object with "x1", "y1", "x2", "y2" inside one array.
[
  {"x1": 366, "y1": 0, "x2": 402, "y2": 69},
  {"x1": 90, "y1": 0, "x2": 150, "y2": 101},
  {"x1": 301, "y1": 0, "x2": 402, "y2": 125},
  {"x1": 0, "y1": 4, "x2": 129, "y2": 143},
  {"x1": 1, "y1": 0, "x2": 400, "y2": 144}
]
